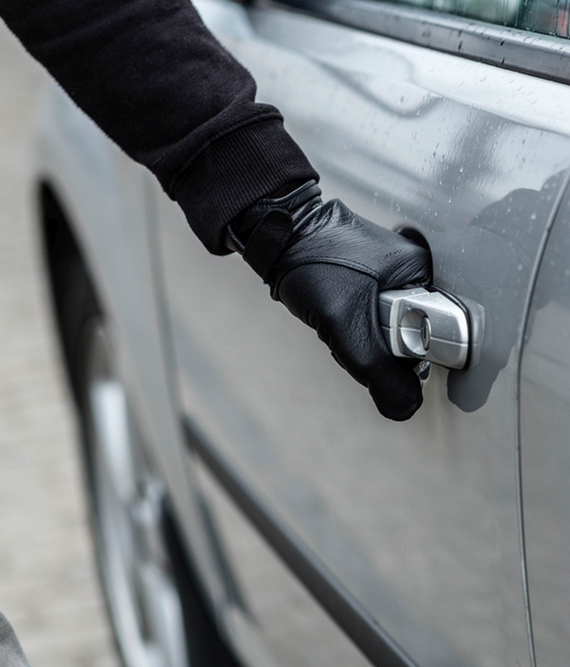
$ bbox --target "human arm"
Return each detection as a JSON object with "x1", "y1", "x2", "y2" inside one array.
[
  {"x1": 0, "y1": 0, "x2": 317, "y2": 254},
  {"x1": 0, "y1": 0, "x2": 431, "y2": 418}
]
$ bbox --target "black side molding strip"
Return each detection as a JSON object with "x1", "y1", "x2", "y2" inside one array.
[
  {"x1": 183, "y1": 416, "x2": 417, "y2": 667},
  {"x1": 259, "y1": 0, "x2": 570, "y2": 86}
]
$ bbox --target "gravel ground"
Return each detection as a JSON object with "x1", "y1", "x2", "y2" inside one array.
[{"x1": 0, "y1": 20, "x2": 120, "y2": 667}]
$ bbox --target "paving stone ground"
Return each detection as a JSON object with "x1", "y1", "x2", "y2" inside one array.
[{"x1": 0, "y1": 20, "x2": 121, "y2": 667}]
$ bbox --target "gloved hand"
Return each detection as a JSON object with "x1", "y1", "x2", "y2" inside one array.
[{"x1": 226, "y1": 181, "x2": 432, "y2": 421}]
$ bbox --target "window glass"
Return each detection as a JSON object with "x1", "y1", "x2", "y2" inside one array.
[{"x1": 386, "y1": 0, "x2": 570, "y2": 39}]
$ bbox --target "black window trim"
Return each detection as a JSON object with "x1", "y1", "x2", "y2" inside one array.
[{"x1": 257, "y1": 0, "x2": 570, "y2": 85}]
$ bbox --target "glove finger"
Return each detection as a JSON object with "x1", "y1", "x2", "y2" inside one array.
[
  {"x1": 366, "y1": 344, "x2": 424, "y2": 420},
  {"x1": 279, "y1": 263, "x2": 424, "y2": 420},
  {"x1": 329, "y1": 305, "x2": 424, "y2": 420},
  {"x1": 314, "y1": 271, "x2": 424, "y2": 420}
]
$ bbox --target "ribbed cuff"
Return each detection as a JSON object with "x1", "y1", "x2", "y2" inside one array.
[{"x1": 172, "y1": 118, "x2": 319, "y2": 255}]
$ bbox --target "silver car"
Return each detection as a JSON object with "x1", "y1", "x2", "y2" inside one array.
[{"x1": 34, "y1": 0, "x2": 570, "y2": 665}]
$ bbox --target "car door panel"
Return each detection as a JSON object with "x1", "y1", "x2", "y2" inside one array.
[
  {"x1": 193, "y1": 456, "x2": 375, "y2": 667},
  {"x1": 155, "y1": 2, "x2": 570, "y2": 664},
  {"x1": 519, "y1": 184, "x2": 570, "y2": 667}
]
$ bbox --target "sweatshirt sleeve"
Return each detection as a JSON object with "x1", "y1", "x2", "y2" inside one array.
[{"x1": 0, "y1": 0, "x2": 319, "y2": 254}]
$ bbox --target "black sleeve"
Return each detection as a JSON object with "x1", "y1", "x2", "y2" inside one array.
[{"x1": 0, "y1": 0, "x2": 319, "y2": 254}]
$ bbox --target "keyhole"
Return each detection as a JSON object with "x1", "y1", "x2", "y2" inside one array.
[{"x1": 420, "y1": 316, "x2": 431, "y2": 352}]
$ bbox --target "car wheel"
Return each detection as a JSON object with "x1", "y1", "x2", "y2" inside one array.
[
  {"x1": 41, "y1": 198, "x2": 241, "y2": 667},
  {"x1": 76, "y1": 312, "x2": 190, "y2": 667}
]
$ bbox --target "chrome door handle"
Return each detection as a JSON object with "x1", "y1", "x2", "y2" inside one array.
[{"x1": 379, "y1": 288, "x2": 484, "y2": 370}]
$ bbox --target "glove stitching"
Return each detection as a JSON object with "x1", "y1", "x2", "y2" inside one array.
[{"x1": 276, "y1": 256, "x2": 382, "y2": 280}]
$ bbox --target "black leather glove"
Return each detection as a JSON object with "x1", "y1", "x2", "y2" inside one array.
[{"x1": 226, "y1": 181, "x2": 432, "y2": 420}]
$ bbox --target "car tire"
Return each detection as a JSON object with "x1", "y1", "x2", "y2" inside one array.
[
  {"x1": 66, "y1": 281, "x2": 190, "y2": 667},
  {"x1": 48, "y1": 231, "x2": 240, "y2": 667}
]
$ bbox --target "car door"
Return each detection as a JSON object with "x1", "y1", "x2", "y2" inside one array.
[
  {"x1": 519, "y1": 183, "x2": 570, "y2": 667},
  {"x1": 153, "y1": 1, "x2": 570, "y2": 665}
]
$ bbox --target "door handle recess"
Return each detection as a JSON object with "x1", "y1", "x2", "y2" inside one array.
[{"x1": 379, "y1": 288, "x2": 484, "y2": 370}]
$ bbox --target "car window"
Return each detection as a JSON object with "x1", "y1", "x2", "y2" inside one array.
[{"x1": 383, "y1": 0, "x2": 570, "y2": 38}]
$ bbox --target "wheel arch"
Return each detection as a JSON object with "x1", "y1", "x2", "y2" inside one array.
[
  {"x1": 36, "y1": 178, "x2": 243, "y2": 667},
  {"x1": 37, "y1": 179, "x2": 98, "y2": 405}
]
